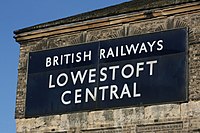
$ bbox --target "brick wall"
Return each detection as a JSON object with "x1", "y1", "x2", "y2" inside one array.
[{"x1": 15, "y1": 1, "x2": 200, "y2": 132}]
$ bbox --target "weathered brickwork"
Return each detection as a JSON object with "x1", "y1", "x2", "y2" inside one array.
[
  {"x1": 86, "y1": 25, "x2": 125, "y2": 42},
  {"x1": 14, "y1": 1, "x2": 200, "y2": 132}
]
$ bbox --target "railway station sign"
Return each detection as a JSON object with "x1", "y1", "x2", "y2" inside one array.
[{"x1": 26, "y1": 28, "x2": 188, "y2": 117}]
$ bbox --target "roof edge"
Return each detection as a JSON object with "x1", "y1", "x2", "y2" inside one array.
[{"x1": 14, "y1": 0, "x2": 199, "y2": 35}]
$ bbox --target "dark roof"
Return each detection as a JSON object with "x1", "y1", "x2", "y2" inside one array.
[{"x1": 14, "y1": 0, "x2": 198, "y2": 34}]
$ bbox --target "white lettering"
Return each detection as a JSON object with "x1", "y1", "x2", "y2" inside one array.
[
  {"x1": 53, "y1": 56, "x2": 59, "y2": 66},
  {"x1": 46, "y1": 57, "x2": 51, "y2": 67},
  {"x1": 100, "y1": 49, "x2": 105, "y2": 59},
  {"x1": 71, "y1": 70, "x2": 88, "y2": 85},
  {"x1": 109, "y1": 65, "x2": 119, "y2": 80},
  {"x1": 100, "y1": 67, "x2": 107, "y2": 82},
  {"x1": 136, "y1": 62, "x2": 144, "y2": 77},
  {"x1": 88, "y1": 68, "x2": 96, "y2": 83},
  {"x1": 146, "y1": 60, "x2": 157, "y2": 75},
  {"x1": 121, "y1": 45, "x2": 126, "y2": 56},
  {"x1": 85, "y1": 87, "x2": 97, "y2": 102},
  {"x1": 110, "y1": 85, "x2": 119, "y2": 100},
  {"x1": 61, "y1": 91, "x2": 71, "y2": 105},
  {"x1": 57, "y1": 73, "x2": 68, "y2": 87},
  {"x1": 48, "y1": 75, "x2": 55, "y2": 88},
  {"x1": 157, "y1": 40, "x2": 164, "y2": 51},
  {"x1": 121, "y1": 64, "x2": 134, "y2": 79},
  {"x1": 139, "y1": 43, "x2": 148, "y2": 53},
  {"x1": 120, "y1": 84, "x2": 131, "y2": 98},
  {"x1": 99, "y1": 86, "x2": 109, "y2": 101},
  {"x1": 107, "y1": 47, "x2": 115, "y2": 58},
  {"x1": 147, "y1": 41, "x2": 156, "y2": 52},
  {"x1": 126, "y1": 43, "x2": 139, "y2": 54},
  {"x1": 64, "y1": 54, "x2": 71, "y2": 64},
  {"x1": 133, "y1": 82, "x2": 141, "y2": 97},
  {"x1": 116, "y1": 46, "x2": 119, "y2": 57},
  {"x1": 76, "y1": 52, "x2": 82, "y2": 62},
  {"x1": 75, "y1": 89, "x2": 82, "y2": 104},
  {"x1": 84, "y1": 51, "x2": 91, "y2": 61}
]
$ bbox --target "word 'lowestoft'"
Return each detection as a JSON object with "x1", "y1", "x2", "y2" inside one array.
[{"x1": 49, "y1": 60, "x2": 157, "y2": 88}]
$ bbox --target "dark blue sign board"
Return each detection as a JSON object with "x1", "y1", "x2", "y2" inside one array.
[{"x1": 26, "y1": 28, "x2": 188, "y2": 117}]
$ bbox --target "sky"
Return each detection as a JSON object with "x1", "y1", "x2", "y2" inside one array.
[{"x1": 0, "y1": 0, "x2": 129, "y2": 132}]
